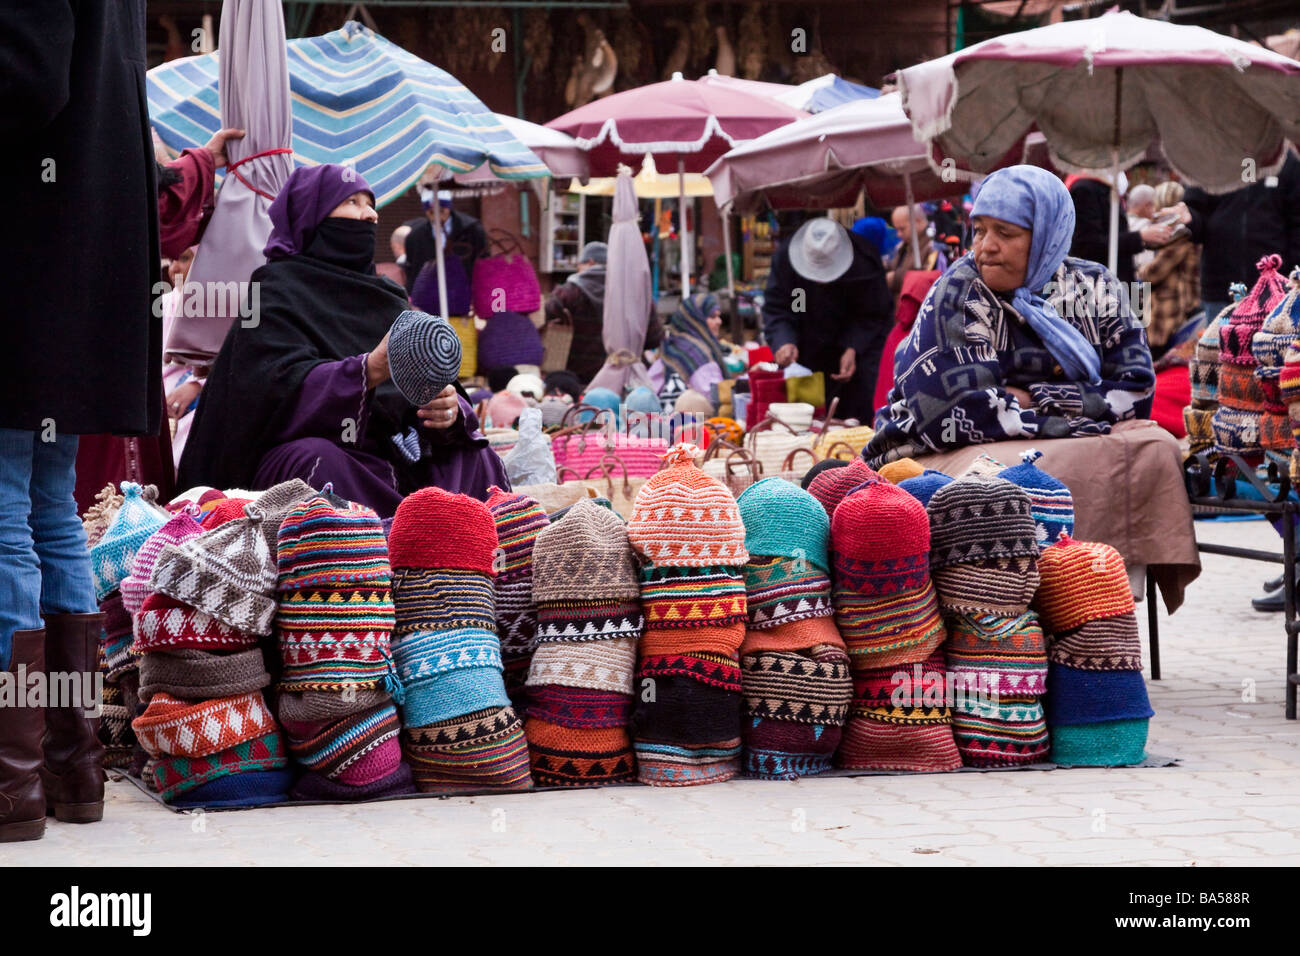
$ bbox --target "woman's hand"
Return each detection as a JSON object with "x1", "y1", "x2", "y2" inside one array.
[
  {"x1": 1140, "y1": 223, "x2": 1173, "y2": 247},
  {"x1": 831, "y1": 347, "x2": 856, "y2": 382},
  {"x1": 165, "y1": 380, "x2": 202, "y2": 420},
  {"x1": 417, "y1": 386, "x2": 460, "y2": 430},
  {"x1": 365, "y1": 331, "x2": 391, "y2": 389},
  {"x1": 773, "y1": 343, "x2": 799, "y2": 367}
]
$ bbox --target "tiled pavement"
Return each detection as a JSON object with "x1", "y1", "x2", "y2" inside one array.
[{"x1": 6, "y1": 519, "x2": 1298, "y2": 866}]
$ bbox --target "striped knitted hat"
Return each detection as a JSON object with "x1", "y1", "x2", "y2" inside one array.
[
  {"x1": 737, "y1": 478, "x2": 831, "y2": 575},
  {"x1": 628, "y1": 443, "x2": 748, "y2": 568},
  {"x1": 740, "y1": 645, "x2": 852, "y2": 780},
  {"x1": 639, "y1": 564, "x2": 747, "y2": 632},
  {"x1": 1049, "y1": 614, "x2": 1143, "y2": 671},
  {"x1": 833, "y1": 580, "x2": 945, "y2": 670},
  {"x1": 133, "y1": 592, "x2": 261, "y2": 654},
  {"x1": 387, "y1": 487, "x2": 500, "y2": 577},
  {"x1": 281, "y1": 701, "x2": 403, "y2": 788},
  {"x1": 525, "y1": 720, "x2": 636, "y2": 787},
  {"x1": 1034, "y1": 535, "x2": 1134, "y2": 634},
  {"x1": 132, "y1": 690, "x2": 279, "y2": 760},
  {"x1": 532, "y1": 499, "x2": 640, "y2": 603},
  {"x1": 945, "y1": 610, "x2": 1048, "y2": 697},
  {"x1": 897, "y1": 469, "x2": 954, "y2": 508},
  {"x1": 1189, "y1": 291, "x2": 1244, "y2": 406},
  {"x1": 806, "y1": 457, "x2": 877, "y2": 519},
  {"x1": 149, "y1": 730, "x2": 288, "y2": 803},
  {"x1": 252, "y1": 479, "x2": 316, "y2": 554},
  {"x1": 200, "y1": 496, "x2": 256, "y2": 529},
  {"x1": 1251, "y1": 280, "x2": 1300, "y2": 405},
  {"x1": 291, "y1": 761, "x2": 415, "y2": 801},
  {"x1": 950, "y1": 694, "x2": 1049, "y2": 767},
  {"x1": 91, "y1": 482, "x2": 170, "y2": 601},
  {"x1": 100, "y1": 593, "x2": 136, "y2": 679},
  {"x1": 392, "y1": 627, "x2": 510, "y2": 727},
  {"x1": 630, "y1": 654, "x2": 743, "y2": 787},
  {"x1": 402, "y1": 705, "x2": 533, "y2": 793},
  {"x1": 120, "y1": 507, "x2": 203, "y2": 615},
  {"x1": 926, "y1": 475, "x2": 1038, "y2": 569},
  {"x1": 835, "y1": 650, "x2": 962, "y2": 772},
  {"x1": 387, "y1": 309, "x2": 464, "y2": 406},
  {"x1": 1219, "y1": 254, "x2": 1288, "y2": 366},
  {"x1": 997, "y1": 450, "x2": 1074, "y2": 549},
  {"x1": 743, "y1": 556, "x2": 834, "y2": 631},
  {"x1": 931, "y1": 557, "x2": 1041, "y2": 616},
  {"x1": 150, "y1": 504, "x2": 278, "y2": 636},
  {"x1": 486, "y1": 486, "x2": 549, "y2": 583},
  {"x1": 526, "y1": 637, "x2": 637, "y2": 695},
  {"x1": 832, "y1": 479, "x2": 931, "y2": 595}
]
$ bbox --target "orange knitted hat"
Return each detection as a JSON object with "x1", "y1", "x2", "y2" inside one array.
[
  {"x1": 1033, "y1": 534, "x2": 1135, "y2": 633},
  {"x1": 628, "y1": 443, "x2": 748, "y2": 568}
]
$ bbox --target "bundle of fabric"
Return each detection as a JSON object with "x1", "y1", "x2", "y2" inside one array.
[
  {"x1": 388, "y1": 488, "x2": 530, "y2": 793},
  {"x1": 1252, "y1": 273, "x2": 1300, "y2": 459},
  {"x1": 1211, "y1": 256, "x2": 1289, "y2": 458},
  {"x1": 524, "y1": 499, "x2": 643, "y2": 786},
  {"x1": 831, "y1": 478, "x2": 961, "y2": 772},
  {"x1": 736, "y1": 479, "x2": 850, "y2": 780},
  {"x1": 1036, "y1": 535, "x2": 1154, "y2": 766},
  {"x1": 487, "y1": 487, "x2": 551, "y2": 711},
  {"x1": 926, "y1": 475, "x2": 1049, "y2": 767},
  {"x1": 133, "y1": 504, "x2": 291, "y2": 804},
  {"x1": 88, "y1": 482, "x2": 170, "y2": 771},
  {"x1": 626, "y1": 444, "x2": 749, "y2": 786},
  {"x1": 274, "y1": 496, "x2": 410, "y2": 800}
]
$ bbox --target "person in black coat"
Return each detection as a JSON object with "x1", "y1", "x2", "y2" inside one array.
[
  {"x1": 1068, "y1": 175, "x2": 1171, "y2": 284},
  {"x1": 762, "y1": 218, "x2": 894, "y2": 421},
  {"x1": 403, "y1": 190, "x2": 490, "y2": 296},
  {"x1": 0, "y1": 0, "x2": 157, "y2": 841}
]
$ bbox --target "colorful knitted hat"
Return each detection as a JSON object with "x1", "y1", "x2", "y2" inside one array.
[
  {"x1": 402, "y1": 705, "x2": 533, "y2": 793},
  {"x1": 706, "y1": 416, "x2": 744, "y2": 446},
  {"x1": 950, "y1": 694, "x2": 1049, "y2": 767},
  {"x1": 132, "y1": 690, "x2": 279, "y2": 760},
  {"x1": 90, "y1": 482, "x2": 170, "y2": 601},
  {"x1": 392, "y1": 567, "x2": 495, "y2": 635},
  {"x1": 744, "y1": 556, "x2": 834, "y2": 631},
  {"x1": 1189, "y1": 292, "x2": 1244, "y2": 406},
  {"x1": 534, "y1": 597, "x2": 645, "y2": 644},
  {"x1": 997, "y1": 450, "x2": 1074, "y2": 549},
  {"x1": 639, "y1": 564, "x2": 747, "y2": 631},
  {"x1": 740, "y1": 645, "x2": 852, "y2": 780},
  {"x1": 1049, "y1": 718, "x2": 1149, "y2": 767},
  {"x1": 1216, "y1": 362, "x2": 1266, "y2": 412},
  {"x1": 275, "y1": 497, "x2": 398, "y2": 695},
  {"x1": 807, "y1": 457, "x2": 877, "y2": 519},
  {"x1": 100, "y1": 593, "x2": 137, "y2": 679},
  {"x1": 200, "y1": 496, "x2": 256, "y2": 529},
  {"x1": 835, "y1": 650, "x2": 962, "y2": 772},
  {"x1": 532, "y1": 499, "x2": 640, "y2": 603},
  {"x1": 170, "y1": 769, "x2": 294, "y2": 808},
  {"x1": 133, "y1": 592, "x2": 261, "y2": 654},
  {"x1": 392, "y1": 628, "x2": 510, "y2": 727},
  {"x1": 1211, "y1": 402, "x2": 1264, "y2": 455},
  {"x1": 1044, "y1": 662, "x2": 1154, "y2": 726},
  {"x1": 1251, "y1": 279, "x2": 1300, "y2": 406},
  {"x1": 1034, "y1": 535, "x2": 1135, "y2": 634},
  {"x1": 291, "y1": 761, "x2": 416, "y2": 801},
  {"x1": 388, "y1": 309, "x2": 464, "y2": 406},
  {"x1": 1049, "y1": 614, "x2": 1143, "y2": 671},
  {"x1": 1183, "y1": 405, "x2": 1214, "y2": 454},
  {"x1": 252, "y1": 479, "x2": 316, "y2": 554},
  {"x1": 277, "y1": 688, "x2": 393, "y2": 724},
  {"x1": 945, "y1": 610, "x2": 1048, "y2": 697},
  {"x1": 877, "y1": 457, "x2": 924, "y2": 484},
  {"x1": 832, "y1": 479, "x2": 931, "y2": 595},
  {"x1": 628, "y1": 443, "x2": 748, "y2": 568},
  {"x1": 926, "y1": 475, "x2": 1038, "y2": 569},
  {"x1": 386, "y1": 487, "x2": 500, "y2": 576},
  {"x1": 897, "y1": 469, "x2": 955, "y2": 508},
  {"x1": 630, "y1": 655, "x2": 742, "y2": 787},
  {"x1": 931, "y1": 557, "x2": 1041, "y2": 616},
  {"x1": 150, "y1": 504, "x2": 278, "y2": 635},
  {"x1": 1219, "y1": 254, "x2": 1288, "y2": 366},
  {"x1": 527, "y1": 636, "x2": 637, "y2": 694},
  {"x1": 486, "y1": 486, "x2": 549, "y2": 582},
  {"x1": 120, "y1": 507, "x2": 203, "y2": 615},
  {"x1": 524, "y1": 720, "x2": 636, "y2": 787},
  {"x1": 282, "y1": 701, "x2": 403, "y2": 787},
  {"x1": 740, "y1": 616, "x2": 844, "y2": 656},
  {"x1": 149, "y1": 730, "x2": 288, "y2": 803},
  {"x1": 737, "y1": 478, "x2": 831, "y2": 575},
  {"x1": 833, "y1": 580, "x2": 945, "y2": 670},
  {"x1": 138, "y1": 647, "x2": 271, "y2": 703}
]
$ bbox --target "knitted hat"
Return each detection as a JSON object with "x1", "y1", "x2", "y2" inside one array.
[
  {"x1": 639, "y1": 564, "x2": 747, "y2": 631},
  {"x1": 950, "y1": 694, "x2": 1049, "y2": 767},
  {"x1": 740, "y1": 616, "x2": 844, "y2": 656},
  {"x1": 252, "y1": 479, "x2": 316, "y2": 554},
  {"x1": 630, "y1": 657, "x2": 742, "y2": 787},
  {"x1": 150, "y1": 504, "x2": 278, "y2": 635},
  {"x1": 740, "y1": 645, "x2": 851, "y2": 726},
  {"x1": 201, "y1": 496, "x2": 256, "y2": 529},
  {"x1": 392, "y1": 628, "x2": 509, "y2": 726},
  {"x1": 534, "y1": 597, "x2": 644, "y2": 644},
  {"x1": 477, "y1": 311, "x2": 544, "y2": 370},
  {"x1": 945, "y1": 610, "x2": 1048, "y2": 697},
  {"x1": 926, "y1": 475, "x2": 1038, "y2": 569},
  {"x1": 997, "y1": 450, "x2": 1075, "y2": 548},
  {"x1": 1049, "y1": 718, "x2": 1149, "y2": 767},
  {"x1": 532, "y1": 499, "x2": 640, "y2": 603},
  {"x1": 706, "y1": 416, "x2": 744, "y2": 446},
  {"x1": 1049, "y1": 614, "x2": 1143, "y2": 671},
  {"x1": 834, "y1": 581, "x2": 945, "y2": 670},
  {"x1": 1210, "y1": 403, "x2": 1264, "y2": 454},
  {"x1": 1251, "y1": 281, "x2": 1300, "y2": 408},
  {"x1": 1184, "y1": 406, "x2": 1215, "y2": 453},
  {"x1": 806, "y1": 458, "x2": 877, "y2": 518},
  {"x1": 388, "y1": 310, "x2": 464, "y2": 406},
  {"x1": 737, "y1": 478, "x2": 831, "y2": 575},
  {"x1": 835, "y1": 650, "x2": 962, "y2": 772},
  {"x1": 877, "y1": 457, "x2": 924, "y2": 484},
  {"x1": 100, "y1": 593, "x2": 137, "y2": 679},
  {"x1": 1216, "y1": 362, "x2": 1266, "y2": 412},
  {"x1": 1219, "y1": 254, "x2": 1288, "y2": 366},
  {"x1": 290, "y1": 761, "x2": 416, "y2": 801},
  {"x1": 133, "y1": 592, "x2": 261, "y2": 654},
  {"x1": 931, "y1": 557, "x2": 1041, "y2": 616},
  {"x1": 832, "y1": 479, "x2": 931, "y2": 595},
  {"x1": 1189, "y1": 300, "x2": 1237, "y2": 406},
  {"x1": 402, "y1": 705, "x2": 533, "y2": 793},
  {"x1": 388, "y1": 487, "x2": 499, "y2": 576},
  {"x1": 392, "y1": 569, "x2": 496, "y2": 634},
  {"x1": 277, "y1": 688, "x2": 393, "y2": 724},
  {"x1": 1044, "y1": 662, "x2": 1154, "y2": 726},
  {"x1": 149, "y1": 730, "x2": 288, "y2": 802},
  {"x1": 282, "y1": 701, "x2": 403, "y2": 786},
  {"x1": 524, "y1": 720, "x2": 636, "y2": 787},
  {"x1": 132, "y1": 690, "x2": 279, "y2": 759},
  {"x1": 90, "y1": 482, "x2": 170, "y2": 601},
  {"x1": 628, "y1": 443, "x2": 748, "y2": 568},
  {"x1": 526, "y1": 636, "x2": 637, "y2": 694},
  {"x1": 170, "y1": 769, "x2": 293, "y2": 808},
  {"x1": 138, "y1": 647, "x2": 271, "y2": 703},
  {"x1": 897, "y1": 469, "x2": 954, "y2": 508},
  {"x1": 744, "y1": 556, "x2": 834, "y2": 631},
  {"x1": 120, "y1": 507, "x2": 203, "y2": 615},
  {"x1": 1034, "y1": 535, "x2": 1135, "y2": 634},
  {"x1": 486, "y1": 486, "x2": 549, "y2": 582},
  {"x1": 639, "y1": 623, "x2": 747, "y2": 659}
]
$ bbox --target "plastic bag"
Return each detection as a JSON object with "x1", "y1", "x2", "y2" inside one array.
[{"x1": 503, "y1": 407, "x2": 557, "y2": 486}]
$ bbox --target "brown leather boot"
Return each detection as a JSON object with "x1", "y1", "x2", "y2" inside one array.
[
  {"x1": 0, "y1": 630, "x2": 47, "y2": 842},
  {"x1": 41, "y1": 613, "x2": 105, "y2": 823}
]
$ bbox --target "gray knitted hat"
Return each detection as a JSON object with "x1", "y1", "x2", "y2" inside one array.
[
  {"x1": 277, "y1": 688, "x2": 393, "y2": 723},
  {"x1": 388, "y1": 309, "x2": 463, "y2": 406},
  {"x1": 137, "y1": 647, "x2": 271, "y2": 703},
  {"x1": 532, "y1": 499, "x2": 640, "y2": 603},
  {"x1": 148, "y1": 504, "x2": 278, "y2": 635},
  {"x1": 253, "y1": 479, "x2": 316, "y2": 554}
]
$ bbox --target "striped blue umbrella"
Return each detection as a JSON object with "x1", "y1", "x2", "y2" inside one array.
[{"x1": 147, "y1": 21, "x2": 547, "y2": 208}]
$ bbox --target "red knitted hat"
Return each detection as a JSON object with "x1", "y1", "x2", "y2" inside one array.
[
  {"x1": 831, "y1": 479, "x2": 930, "y2": 593},
  {"x1": 808, "y1": 458, "x2": 878, "y2": 519},
  {"x1": 202, "y1": 497, "x2": 255, "y2": 529},
  {"x1": 628, "y1": 444, "x2": 748, "y2": 567},
  {"x1": 133, "y1": 592, "x2": 260, "y2": 653},
  {"x1": 388, "y1": 486, "x2": 499, "y2": 574}
]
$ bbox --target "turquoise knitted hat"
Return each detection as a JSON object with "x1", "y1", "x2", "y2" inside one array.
[
  {"x1": 737, "y1": 477, "x2": 831, "y2": 574},
  {"x1": 90, "y1": 482, "x2": 169, "y2": 601},
  {"x1": 997, "y1": 449, "x2": 1074, "y2": 549},
  {"x1": 1049, "y1": 718, "x2": 1149, "y2": 767}
]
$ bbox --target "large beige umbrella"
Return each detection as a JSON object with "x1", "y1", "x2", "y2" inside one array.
[{"x1": 587, "y1": 165, "x2": 653, "y2": 395}]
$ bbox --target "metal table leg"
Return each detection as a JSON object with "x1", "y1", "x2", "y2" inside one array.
[
  {"x1": 1146, "y1": 573, "x2": 1160, "y2": 681},
  {"x1": 1286, "y1": 504, "x2": 1297, "y2": 721}
]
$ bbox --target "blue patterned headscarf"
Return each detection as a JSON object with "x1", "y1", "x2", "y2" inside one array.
[
  {"x1": 971, "y1": 165, "x2": 1101, "y2": 384},
  {"x1": 661, "y1": 293, "x2": 728, "y2": 384}
]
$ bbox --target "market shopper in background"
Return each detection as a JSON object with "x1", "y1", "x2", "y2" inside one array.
[
  {"x1": 885, "y1": 205, "x2": 948, "y2": 298},
  {"x1": 763, "y1": 217, "x2": 894, "y2": 421},
  {"x1": 403, "y1": 187, "x2": 489, "y2": 297},
  {"x1": 1068, "y1": 171, "x2": 1172, "y2": 283}
]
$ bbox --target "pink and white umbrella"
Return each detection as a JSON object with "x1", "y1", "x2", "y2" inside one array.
[
  {"x1": 548, "y1": 74, "x2": 805, "y2": 290},
  {"x1": 898, "y1": 10, "x2": 1300, "y2": 271}
]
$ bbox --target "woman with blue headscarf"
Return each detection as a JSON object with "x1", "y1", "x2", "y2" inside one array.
[
  {"x1": 647, "y1": 293, "x2": 729, "y2": 414},
  {"x1": 865, "y1": 166, "x2": 1155, "y2": 468}
]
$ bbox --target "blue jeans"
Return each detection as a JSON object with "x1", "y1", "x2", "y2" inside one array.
[{"x1": 0, "y1": 429, "x2": 96, "y2": 669}]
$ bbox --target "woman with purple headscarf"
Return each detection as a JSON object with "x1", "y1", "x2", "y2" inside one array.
[
  {"x1": 865, "y1": 165, "x2": 1156, "y2": 468},
  {"x1": 178, "y1": 165, "x2": 506, "y2": 516}
]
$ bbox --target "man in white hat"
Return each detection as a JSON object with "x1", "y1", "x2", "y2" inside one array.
[
  {"x1": 403, "y1": 183, "x2": 489, "y2": 295},
  {"x1": 762, "y1": 216, "x2": 894, "y2": 421}
]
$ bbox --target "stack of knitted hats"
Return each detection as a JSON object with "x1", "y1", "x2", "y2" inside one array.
[
  {"x1": 1037, "y1": 535, "x2": 1153, "y2": 766},
  {"x1": 89, "y1": 483, "x2": 169, "y2": 771},
  {"x1": 1252, "y1": 269, "x2": 1300, "y2": 466},
  {"x1": 926, "y1": 474, "x2": 1049, "y2": 766},
  {"x1": 524, "y1": 499, "x2": 643, "y2": 786},
  {"x1": 1212, "y1": 255, "x2": 1289, "y2": 459},
  {"x1": 627, "y1": 444, "x2": 749, "y2": 786},
  {"x1": 388, "y1": 487, "x2": 530, "y2": 793},
  {"x1": 275, "y1": 495, "x2": 411, "y2": 800},
  {"x1": 735, "y1": 479, "x2": 851, "y2": 780},
  {"x1": 486, "y1": 486, "x2": 551, "y2": 711},
  {"x1": 832, "y1": 478, "x2": 961, "y2": 772},
  {"x1": 1185, "y1": 287, "x2": 1246, "y2": 454},
  {"x1": 135, "y1": 502, "x2": 290, "y2": 805}
]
